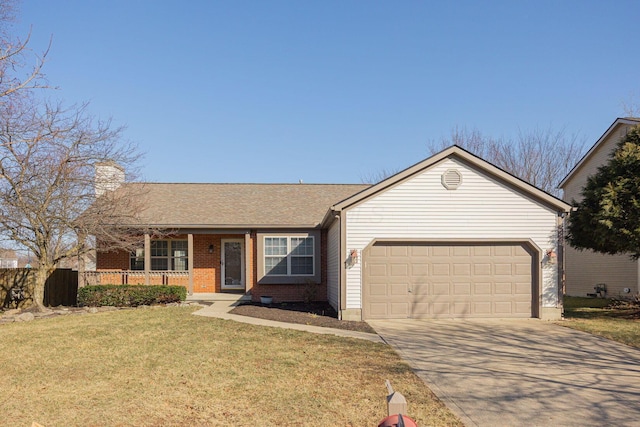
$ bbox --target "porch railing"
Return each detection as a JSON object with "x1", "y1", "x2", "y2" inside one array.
[{"x1": 80, "y1": 270, "x2": 190, "y2": 287}]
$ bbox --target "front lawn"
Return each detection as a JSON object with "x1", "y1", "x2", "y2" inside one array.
[
  {"x1": 560, "y1": 296, "x2": 640, "y2": 348},
  {"x1": 0, "y1": 307, "x2": 461, "y2": 426}
]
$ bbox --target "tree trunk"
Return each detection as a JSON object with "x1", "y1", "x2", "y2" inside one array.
[{"x1": 32, "y1": 267, "x2": 52, "y2": 312}]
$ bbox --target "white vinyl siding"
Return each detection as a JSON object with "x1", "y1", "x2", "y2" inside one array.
[
  {"x1": 344, "y1": 158, "x2": 560, "y2": 310},
  {"x1": 327, "y1": 220, "x2": 341, "y2": 310},
  {"x1": 563, "y1": 126, "x2": 629, "y2": 202}
]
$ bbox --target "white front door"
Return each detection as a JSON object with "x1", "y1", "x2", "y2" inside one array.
[{"x1": 221, "y1": 239, "x2": 244, "y2": 290}]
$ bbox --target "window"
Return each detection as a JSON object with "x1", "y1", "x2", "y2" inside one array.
[
  {"x1": 130, "y1": 248, "x2": 144, "y2": 271},
  {"x1": 264, "y1": 236, "x2": 314, "y2": 276},
  {"x1": 130, "y1": 240, "x2": 189, "y2": 271}
]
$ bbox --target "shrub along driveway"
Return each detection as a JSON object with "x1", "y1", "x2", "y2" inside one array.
[{"x1": 369, "y1": 318, "x2": 640, "y2": 427}]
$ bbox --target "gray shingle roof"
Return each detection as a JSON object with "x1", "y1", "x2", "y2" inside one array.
[{"x1": 127, "y1": 183, "x2": 370, "y2": 228}]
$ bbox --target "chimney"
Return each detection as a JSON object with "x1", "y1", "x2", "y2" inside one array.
[{"x1": 95, "y1": 162, "x2": 125, "y2": 197}]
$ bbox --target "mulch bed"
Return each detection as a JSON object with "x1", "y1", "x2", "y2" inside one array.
[{"x1": 230, "y1": 302, "x2": 377, "y2": 334}]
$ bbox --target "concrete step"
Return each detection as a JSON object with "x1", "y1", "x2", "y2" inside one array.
[{"x1": 186, "y1": 292, "x2": 251, "y2": 302}]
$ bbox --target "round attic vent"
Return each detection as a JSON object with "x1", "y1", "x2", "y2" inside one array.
[{"x1": 442, "y1": 169, "x2": 462, "y2": 190}]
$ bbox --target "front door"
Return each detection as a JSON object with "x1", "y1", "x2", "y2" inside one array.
[{"x1": 221, "y1": 239, "x2": 244, "y2": 290}]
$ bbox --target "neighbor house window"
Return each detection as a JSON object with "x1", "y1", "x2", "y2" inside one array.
[
  {"x1": 130, "y1": 248, "x2": 144, "y2": 270},
  {"x1": 264, "y1": 236, "x2": 314, "y2": 276},
  {"x1": 129, "y1": 240, "x2": 189, "y2": 271}
]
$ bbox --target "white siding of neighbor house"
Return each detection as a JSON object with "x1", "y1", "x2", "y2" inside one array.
[
  {"x1": 562, "y1": 123, "x2": 639, "y2": 296},
  {"x1": 326, "y1": 219, "x2": 341, "y2": 310},
  {"x1": 345, "y1": 157, "x2": 561, "y2": 310}
]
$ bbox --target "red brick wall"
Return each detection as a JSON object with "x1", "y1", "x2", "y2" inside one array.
[
  {"x1": 96, "y1": 249, "x2": 129, "y2": 269},
  {"x1": 95, "y1": 231, "x2": 330, "y2": 303},
  {"x1": 193, "y1": 234, "x2": 218, "y2": 293}
]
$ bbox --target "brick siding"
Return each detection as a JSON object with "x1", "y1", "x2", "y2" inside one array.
[{"x1": 95, "y1": 231, "x2": 330, "y2": 303}]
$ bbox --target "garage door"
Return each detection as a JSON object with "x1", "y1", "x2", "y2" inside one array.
[{"x1": 363, "y1": 242, "x2": 535, "y2": 319}]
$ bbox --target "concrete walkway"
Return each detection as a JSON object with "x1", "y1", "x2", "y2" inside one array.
[
  {"x1": 189, "y1": 294, "x2": 383, "y2": 343},
  {"x1": 369, "y1": 318, "x2": 640, "y2": 427}
]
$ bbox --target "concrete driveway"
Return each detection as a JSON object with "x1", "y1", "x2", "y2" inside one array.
[{"x1": 368, "y1": 319, "x2": 640, "y2": 427}]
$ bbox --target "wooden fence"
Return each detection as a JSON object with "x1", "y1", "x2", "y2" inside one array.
[
  {"x1": 44, "y1": 269, "x2": 78, "y2": 307},
  {"x1": 0, "y1": 268, "x2": 78, "y2": 308}
]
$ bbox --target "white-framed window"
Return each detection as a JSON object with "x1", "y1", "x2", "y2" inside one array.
[
  {"x1": 130, "y1": 248, "x2": 144, "y2": 271},
  {"x1": 130, "y1": 240, "x2": 189, "y2": 271},
  {"x1": 264, "y1": 236, "x2": 314, "y2": 276}
]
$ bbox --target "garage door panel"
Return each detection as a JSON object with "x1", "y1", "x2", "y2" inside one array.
[
  {"x1": 390, "y1": 263, "x2": 408, "y2": 276},
  {"x1": 453, "y1": 246, "x2": 471, "y2": 256},
  {"x1": 432, "y1": 246, "x2": 450, "y2": 256},
  {"x1": 474, "y1": 263, "x2": 492, "y2": 275},
  {"x1": 412, "y1": 283, "x2": 429, "y2": 295},
  {"x1": 411, "y1": 264, "x2": 429, "y2": 277},
  {"x1": 369, "y1": 245, "x2": 388, "y2": 257},
  {"x1": 515, "y1": 282, "x2": 531, "y2": 294},
  {"x1": 453, "y1": 302, "x2": 471, "y2": 315},
  {"x1": 473, "y1": 301, "x2": 492, "y2": 314},
  {"x1": 390, "y1": 246, "x2": 408, "y2": 257},
  {"x1": 494, "y1": 264, "x2": 513, "y2": 275},
  {"x1": 515, "y1": 263, "x2": 531, "y2": 275},
  {"x1": 474, "y1": 283, "x2": 492, "y2": 294},
  {"x1": 515, "y1": 301, "x2": 531, "y2": 314},
  {"x1": 432, "y1": 264, "x2": 450, "y2": 275},
  {"x1": 453, "y1": 263, "x2": 471, "y2": 275},
  {"x1": 369, "y1": 303, "x2": 391, "y2": 317},
  {"x1": 494, "y1": 301, "x2": 514, "y2": 314},
  {"x1": 368, "y1": 283, "x2": 388, "y2": 296},
  {"x1": 494, "y1": 283, "x2": 513, "y2": 294},
  {"x1": 454, "y1": 283, "x2": 471, "y2": 295},
  {"x1": 433, "y1": 283, "x2": 451, "y2": 295},
  {"x1": 389, "y1": 303, "x2": 410, "y2": 316},
  {"x1": 432, "y1": 302, "x2": 451, "y2": 316},
  {"x1": 364, "y1": 242, "x2": 534, "y2": 319},
  {"x1": 494, "y1": 246, "x2": 513, "y2": 256},
  {"x1": 368, "y1": 263, "x2": 388, "y2": 276},
  {"x1": 410, "y1": 246, "x2": 429, "y2": 256},
  {"x1": 390, "y1": 284, "x2": 408, "y2": 295}
]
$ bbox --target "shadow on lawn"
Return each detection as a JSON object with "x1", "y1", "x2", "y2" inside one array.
[{"x1": 564, "y1": 296, "x2": 640, "y2": 320}]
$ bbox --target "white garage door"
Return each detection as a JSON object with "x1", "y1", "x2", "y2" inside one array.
[{"x1": 363, "y1": 242, "x2": 535, "y2": 319}]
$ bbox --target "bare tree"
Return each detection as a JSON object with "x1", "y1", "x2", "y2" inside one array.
[
  {"x1": 429, "y1": 126, "x2": 586, "y2": 197},
  {"x1": 0, "y1": 0, "x2": 50, "y2": 101},
  {"x1": 360, "y1": 168, "x2": 400, "y2": 184},
  {"x1": 0, "y1": 101, "x2": 149, "y2": 310},
  {"x1": 621, "y1": 93, "x2": 640, "y2": 118}
]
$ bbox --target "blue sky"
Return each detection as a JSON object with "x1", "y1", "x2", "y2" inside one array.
[{"x1": 16, "y1": 0, "x2": 640, "y2": 184}]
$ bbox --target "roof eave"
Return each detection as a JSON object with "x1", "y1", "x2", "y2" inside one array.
[
  {"x1": 333, "y1": 145, "x2": 571, "y2": 214},
  {"x1": 559, "y1": 117, "x2": 640, "y2": 189},
  {"x1": 117, "y1": 223, "x2": 324, "y2": 230}
]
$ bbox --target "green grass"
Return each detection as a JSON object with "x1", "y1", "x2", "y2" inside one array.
[
  {"x1": 560, "y1": 296, "x2": 640, "y2": 348},
  {"x1": 0, "y1": 307, "x2": 461, "y2": 426}
]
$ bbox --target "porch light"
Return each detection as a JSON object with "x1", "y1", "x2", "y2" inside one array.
[{"x1": 208, "y1": 244, "x2": 214, "y2": 254}]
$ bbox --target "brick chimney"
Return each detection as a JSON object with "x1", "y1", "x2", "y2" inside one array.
[{"x1": 95, "y1": 162, "x2": 125, "y2": 197}]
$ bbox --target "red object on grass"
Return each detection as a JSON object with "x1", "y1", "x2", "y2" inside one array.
[{"x1": 378, "y1": 413, "x2": 418, "y2": 427}]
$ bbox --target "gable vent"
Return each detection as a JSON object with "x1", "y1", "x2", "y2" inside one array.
[{"x1": 442, "y1": 169, "x2": 462, "y2": 190}]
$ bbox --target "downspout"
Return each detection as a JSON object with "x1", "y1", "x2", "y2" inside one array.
[
  {"x1": 144, "y1": 233, "x2": 151, "y2": 286},
  {"x1": 333, "y1": 211, "x2": 342, "y2": 320},
  {"x1": 558, "y1": 211, "x2": 568, "y2": 315},
  {"x1": 339, "y1": 209, "x2": 348, "y2": 321}
]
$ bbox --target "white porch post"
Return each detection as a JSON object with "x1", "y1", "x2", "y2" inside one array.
[
  {"x1": 188, "y1": 233, "x2": 194, "y2": 295},
  {"x1": 144, "y1": 233, "x2": 151, "y2": 286},
  {"x1": 245, "y1": 232, "x2": 251, "y2": 293}
]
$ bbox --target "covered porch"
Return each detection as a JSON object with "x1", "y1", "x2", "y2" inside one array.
[{"x1": 90, "y1": 230, "x2": 255, "y2": 295}]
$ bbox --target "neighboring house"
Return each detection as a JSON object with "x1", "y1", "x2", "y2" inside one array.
[
  {"x1": 560, "y1": 117, "x2": 640, "y2": 298},
  {"x1": 0, "y1": 250, "x2": 18, "y2": 268},
  {"x1": 92, "y1": 146, "x2": 571, "y2": 320}
]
